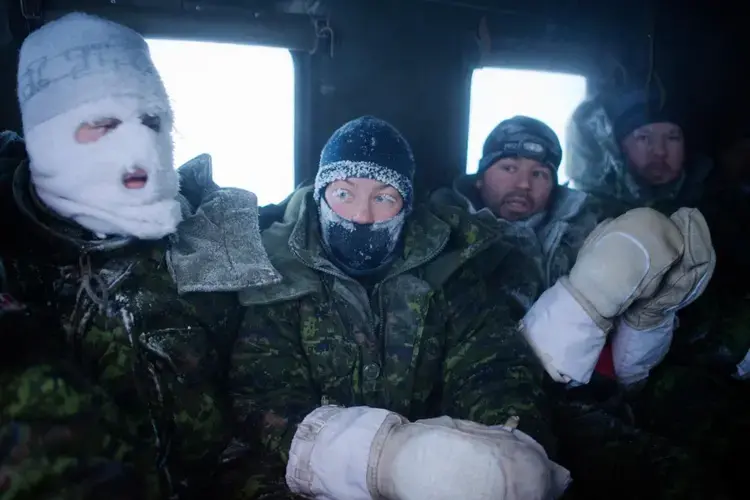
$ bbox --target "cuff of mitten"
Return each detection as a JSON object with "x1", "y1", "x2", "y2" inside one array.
[
  {"x1": 522, "y1": 281, "x2": 607, "y2": 384},
  {"x1": 613, "y1": 315, "x2": 675, "y2": 386},
  {"x1": 559, "y1": 276, "x2": 614, "y2": 332},
  {"x1": 286, "y1": 405, "x2": 395, "y2": 500},
  {"x1": 735, "y1": 348, "x2": 750, "y2": 380}
]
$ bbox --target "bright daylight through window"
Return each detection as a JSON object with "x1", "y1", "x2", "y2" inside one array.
[
  {"x1": 466, "y1": 68, "x2": 587, "y2": 184},
  {"x1": 147, "y1": 39, "x2": 295, "y2": 206}
]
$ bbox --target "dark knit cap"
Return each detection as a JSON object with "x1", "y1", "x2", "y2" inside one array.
[
  {"x1": 605, "y1": 86, "x2": 685, "y2": 143},
  {"x1": 478, "y1": 115, "x2": 562, "y2": 176},
  {"x1": 314, "y1": 116, "x2": 415, "y2": 211}
]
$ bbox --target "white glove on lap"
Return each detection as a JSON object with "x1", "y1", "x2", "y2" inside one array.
[
  {"x1": 376, "y1": 415, "x2": 570, "y2": 500},
  {"x1": 286, "y1": 406, "x2": 570, "y2": 500}
]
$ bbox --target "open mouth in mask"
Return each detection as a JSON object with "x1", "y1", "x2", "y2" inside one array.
[{"x1": 122, "y1": 167, "x2": 149, "y2": 190}]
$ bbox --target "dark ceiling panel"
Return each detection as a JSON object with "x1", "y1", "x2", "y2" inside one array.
[{"x1": 40, "y1": 0, "x2": 318, "y2": 49}]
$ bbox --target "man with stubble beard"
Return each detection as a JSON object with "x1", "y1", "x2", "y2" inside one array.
[
  {"x1": 565, "y1": 84, "x2": 712, "y2": 218},
  {"x1": 432, "y1": 115, "x2": 599, "y2": 291}
]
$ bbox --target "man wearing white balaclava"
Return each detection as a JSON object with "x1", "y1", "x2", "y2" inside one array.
[
  {"x1": 0, "y1": 12, "x2": 281, "y2": 499},
  {"x1": 17, "y1": 10, "x2": 182, "y2": 239}
]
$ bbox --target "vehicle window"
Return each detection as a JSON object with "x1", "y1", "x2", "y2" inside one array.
[
  {"x1": 466, "y1": 67, "x2": 587, "y2": 183},
  {"x1": 147, "y1": 39, "x2": 295, "y2": 206}
]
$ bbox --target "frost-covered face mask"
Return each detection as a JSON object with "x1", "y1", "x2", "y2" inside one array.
[
  {"x1": 319, "y1": 199, "x2": 406, "y2": 273},
  {"x1": 24, "y1": 96, "x2": 181, "y2": 240}
]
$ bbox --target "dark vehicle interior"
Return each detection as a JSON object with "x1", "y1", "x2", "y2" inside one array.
[
  {"x1": 3, "y1": 2, "x2": 750, "y2": 499},
  {"x1": 1, "y1": 0, "x2": 747, "y2": 202}
]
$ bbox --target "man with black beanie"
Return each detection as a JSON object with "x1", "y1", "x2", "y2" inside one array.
[
  {"x1": 565, "y1": 85, "x2": 712, "y2": 218},
  {"x1": 432, "y1": 115, "x2": 600, "y2": 290}
]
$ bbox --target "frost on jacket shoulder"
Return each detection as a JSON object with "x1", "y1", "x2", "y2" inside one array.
[
  {"x1": 565, "y1": 96, "x2": 712, "y2": 218},
  {"x1": 230, "y1": 187, "x2": 555, "y2": 495},
  {"x1": 168, "y1": 153, "x2": 281, "y2": 295}
]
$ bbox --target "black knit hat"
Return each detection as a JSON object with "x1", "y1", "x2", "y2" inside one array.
[
  {"x1": 478, "y1": 115, "x2": 562, "y2": 176},
  {"x1": 314, "y1": 116, "x2": 415, "y2": 211},
  {"x1": 606, "y1": 86, "x2": 685, "y2": 143}
]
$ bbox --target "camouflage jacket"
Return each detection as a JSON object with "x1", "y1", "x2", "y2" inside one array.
[
  {"x1": 1, "y1": 247, "x2": 152, "y2": 499},
  {"x1": 431, "y1": 174, "x2": 601, "y2": 290},
  {"x1": 565, "y1": 96, "x2": 712, "y2": 219},
  {"x1": 1, "y1": 347, "x2": 149, "y2": 499},
  {"x1": 228, "y1": 187, "x2": 552, "y2": 496},
  {"x1": 0, "y1": 159, "x2": 242, "y2": 499}
]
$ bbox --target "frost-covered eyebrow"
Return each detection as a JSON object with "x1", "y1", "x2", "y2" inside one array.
[{"x1": 334, "y1": 178, "x2": 391, "y2": 190}]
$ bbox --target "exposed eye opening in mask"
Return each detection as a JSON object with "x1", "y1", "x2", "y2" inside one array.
[
  {"x1": 75, "y1": 117, "x2": 123, "y2": 144},
  {"x1": 74, "y1": 114, "x2": 162, "y2": 145},
  {"x1": 140, "y1": 114, "x2": 162, "y2": 133}
]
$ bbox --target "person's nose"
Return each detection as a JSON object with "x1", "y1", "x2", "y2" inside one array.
[
  {"x1": 350, "y1": 201, "x2": 375, "y2": 224},
  {"x1": 515, "y1": 170, "x2": 532, "y2": 190},
  {"x1": 651, "y1": 137, "x2": 668, "y2": 158}
]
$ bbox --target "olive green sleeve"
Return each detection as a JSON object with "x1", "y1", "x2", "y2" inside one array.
[
  {"x1": 225, "y1": 301, "x2": 318, "y2": 499},
  {"x1": 439, "y1": 249, "x2": 557, "y2": 454}
]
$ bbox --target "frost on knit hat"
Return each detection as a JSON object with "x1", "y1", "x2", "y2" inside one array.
[
  {"x1": 314, "y1": 116, "x2": 416, "y2": 211},
  {"x1": 16, "y1": 12, "x2": 170, "y2": 133}
]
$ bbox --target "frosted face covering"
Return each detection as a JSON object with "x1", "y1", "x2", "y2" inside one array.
[
  {"x1": 319, "y1": 199, "x2": 406, "y2": 272},
  {"x1": 25, "y1": 96, "x2": 182, "y2": 239},
  {"x1": 314, "y1": 116, "x2": 415, "y2": 272}
]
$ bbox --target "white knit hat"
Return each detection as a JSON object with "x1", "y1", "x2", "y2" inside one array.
[{"x1": 16, "y1": 12, "x2": 169, "y2": 133}]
